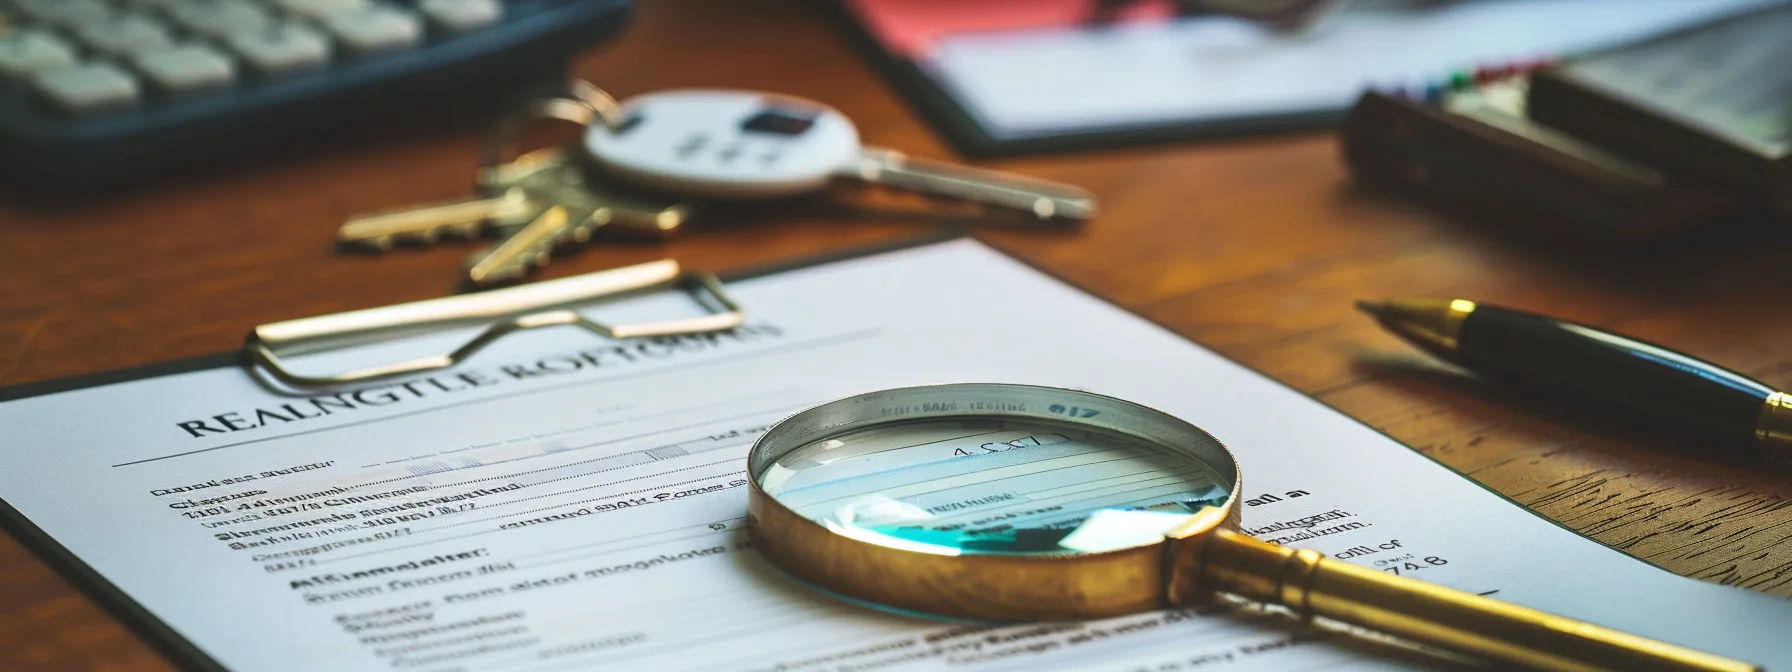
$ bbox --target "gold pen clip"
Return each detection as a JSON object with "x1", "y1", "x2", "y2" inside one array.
[{"x1": 243, "y1": 260, "x2": 744, "y2": 388}]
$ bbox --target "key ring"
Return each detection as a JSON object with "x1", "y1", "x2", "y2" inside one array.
[{"x1": 476, "y1": 79, "x2": 627, "y2": 191}]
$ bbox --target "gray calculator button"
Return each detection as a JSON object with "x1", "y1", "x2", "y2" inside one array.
[
  {"x1": 77, "y1": 14, "x2": 174, "y2": 58},
  {"x1": 119, "y1": 0, "x2": 190, "y2": 10},
  {"x1": 270, "y1": 0, "x2": 369, "y2": 19},
  {"x1": 133, "y1": 43, "x2": 237, "y2": 92},
  {"x1": 32, "y1": 62, "x2": 140, "y2": 112},
  {"x1": 228, "y1": 22, "x2": 329, "y2": 75},
  {"x1": 323, "y1": 6, "x2": 422, "y2": 54},
  {"x1": 419, "y1": 0, "x2": 503, "y2": 32},
  {"x1": 14, "y1": 0, "x2": 112, "y2": 27},
  {"x1": 0, "y1": 30, "x2": 77, "y2": 79},
  {"x1": 168, "y1": 1, "x2": 273, "y2": 38}
]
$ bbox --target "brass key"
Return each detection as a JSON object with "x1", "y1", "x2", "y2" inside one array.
[
  {"x1": 461, "y1": 160, "x2": 690, "y2": 285},
  {"x1": 581, "y1": 181, "x2": 697, "y2": 240},
  {"x1": 464, "y1": 205, "x2": 578, "y2": 285},
  {"x1": 338, "y1": 192, "x2": 534, "y2": 251},
  {"x1": 337, "y1": 150, "x2": 565, "y2": 251}
]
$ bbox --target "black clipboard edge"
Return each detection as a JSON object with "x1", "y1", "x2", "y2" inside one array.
[
  {"x1": 0, "y1": 229, "x2": 1699, "y2": 672},
  {"x1": 0, "y1": 497, "x2": 233, "y2": 672},
  {"x1": 0, "y1": 352, "x2": 240, "y2": 404},
  {"x1": 820, "y1": 0, "x2": 1342, "y2": 158}
]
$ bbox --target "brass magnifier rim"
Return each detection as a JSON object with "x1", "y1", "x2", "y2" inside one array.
[
  {"x1": 745, "y1": 385, "x2": 1762, "y2": 672},
  {"x1": 744, "y1": 383, "x2": 1243, "y2": 621}
]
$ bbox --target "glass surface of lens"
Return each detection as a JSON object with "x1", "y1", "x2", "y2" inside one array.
[{"x1": 757, "y1": 417, "x2": 1230, "y2": 556}]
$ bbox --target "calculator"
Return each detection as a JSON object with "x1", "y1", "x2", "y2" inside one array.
[{"x1": 0, "y1": 0, "x2": 632, "y2": 191}]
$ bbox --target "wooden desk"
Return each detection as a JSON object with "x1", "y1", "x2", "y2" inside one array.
[{"x1": 2, "y1": 1, "x2": 1788, "y2": 669}]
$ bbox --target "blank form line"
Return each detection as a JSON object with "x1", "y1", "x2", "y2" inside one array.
[
  {"x1": 272, "y1": 459, "x2": 737, "y2": 562},
  {"x1": 340, "y1": 397, "x2": 809, "y2": 491},
  {"x1": 508, "y1": 518, "x2": 745, "y2": 563},
  {"x1": 472, "y1": 452, "x2": 742, "y2": 494},
  {"x1": 501, "y1": 610, "x2": 841, "y2": 672},
  {"x1": 201, "y1": 395, "x2": 807, "y2": 550},
  {"x1": 110, "y1": 329, "x2": 877, "y2": 467},
  {"x1": 309, "y1": 469, "x2": 743, "y2": 564},
  {"x1": 423, "y1": 467, "x2": 740, "y2": 528},
  {"x1": 515, "y1": 529, "x2": 740, "y2": 570},
  {"x1": 215, "y1": 402, "x2": 804, "y2": 547}
]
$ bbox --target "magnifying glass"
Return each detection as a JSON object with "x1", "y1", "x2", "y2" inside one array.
[{"x1": 746, "y1": 384, "x2": 1756, "y2": 672}]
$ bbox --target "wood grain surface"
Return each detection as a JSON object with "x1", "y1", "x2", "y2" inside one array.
[{"x1": 2, "y1": 1, "x2": 1789, "y2": 669}]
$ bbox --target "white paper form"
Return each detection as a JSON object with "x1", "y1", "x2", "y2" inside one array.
[{"x1": 1, "y1": 239, "x2": 1788, "y2": 671}]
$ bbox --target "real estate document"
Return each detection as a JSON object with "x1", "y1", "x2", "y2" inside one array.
[{"x1": 1, "y1": 239, "x2": 1788, "y2": 671}]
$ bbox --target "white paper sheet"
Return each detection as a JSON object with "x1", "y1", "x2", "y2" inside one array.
[
  {"x1": 927, "y1": 0, "x2": 1782, "y2": 139},
  {"x1": 1, "y1": 239, "x2": 1788, "y2": 671}
]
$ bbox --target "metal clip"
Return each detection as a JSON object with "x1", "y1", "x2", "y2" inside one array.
[{"x1": 243, "y1": 260, "x2": 743, "y2": 388}]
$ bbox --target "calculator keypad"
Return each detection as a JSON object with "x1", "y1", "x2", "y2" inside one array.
[
  {"x1": 166, "y1": 1, "x2": 274, "y2": 39},
  {"x1": 14, "y1": 0, "x2": 114, "y2": 28},
  {"x1": 419, "y1": 0, "x2": 501, "y2": 32},
  {"x1": 227, "y1": 21, "x2": 330, "y2": 75},
  {"x1": 32, "y1": 61, "x2": 138, "y2": 111},
  {"x1": 322, "y1": 5, "x2": 422, "y2": 54},
  {"x1": 271, "y1": 0, "x2": 370, "y2": 19},
  {"x1": 0, "y1": 30, "x2": 79, "y2": 79},
  {"x1": 0, "y1": 0, "x2": 507, "y2": 115},
  {"x1": 133, "y1": 42, "x2": 236, "y2": 92},
  {"x1": 75, "y1": 14, "x2": 174, "y2": 58}
]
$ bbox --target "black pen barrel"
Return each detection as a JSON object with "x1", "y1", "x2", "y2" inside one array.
[{"x1": 1455, "y1": 306, "x2": 1775, "y2": 447}]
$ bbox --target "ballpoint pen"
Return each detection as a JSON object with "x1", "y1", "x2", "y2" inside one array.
[{"x1": 1357, "y1": 298, "x2": 1792, "y2": 463}]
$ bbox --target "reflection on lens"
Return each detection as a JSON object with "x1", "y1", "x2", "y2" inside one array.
[{"x1": 757, "y1": 418, "x2": 1230, "y2": 556}]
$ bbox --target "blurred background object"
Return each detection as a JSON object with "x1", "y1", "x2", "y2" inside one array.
[
  {"x1": 1342, "y1": 2, "x2": 1791, "y2": 242},
  {"x1": 835, "y1": 0, "x2": 1780, "y2": 156},
  {"x1": 1092, "y1": 0, "x2": 1349, "y2": 30},
  {"x1": 0, "y1": 0, "x2": 632, "y2": 192}
]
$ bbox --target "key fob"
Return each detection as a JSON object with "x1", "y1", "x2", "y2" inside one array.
[{"x1": 582, "y1": 89, "x2": 860, "y2": 199}]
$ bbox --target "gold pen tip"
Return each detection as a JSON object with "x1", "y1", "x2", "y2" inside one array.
[{"x1": 1354, "y1": 300, "x2": 1387, "y2": 318}]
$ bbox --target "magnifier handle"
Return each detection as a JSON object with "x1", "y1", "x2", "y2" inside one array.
[{"x1": 1198, "y1": 530, "x2": 1758, "y2": 672}]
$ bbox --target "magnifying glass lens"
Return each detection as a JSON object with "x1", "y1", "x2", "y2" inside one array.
[
  {"x1": 747, "y1": 386, "x2": 1747, "y2": 672},
  {"x1": 756, "y1": 418, "x2": 1232, "y2": 556}
]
